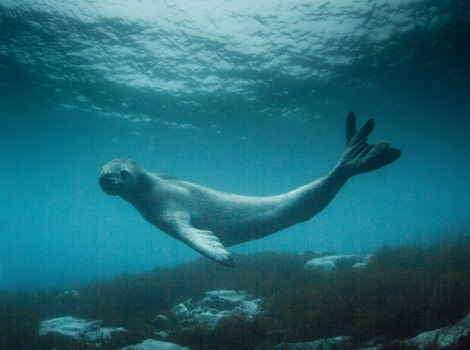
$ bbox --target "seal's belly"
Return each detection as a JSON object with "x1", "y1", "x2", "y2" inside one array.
[{"x1": 189, "y1": 196, "x2": 285, "y2": 246}]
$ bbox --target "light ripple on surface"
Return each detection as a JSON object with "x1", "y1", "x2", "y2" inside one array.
[{"x1": 0, "y1": 0, "x2": 463, "y2": 121}]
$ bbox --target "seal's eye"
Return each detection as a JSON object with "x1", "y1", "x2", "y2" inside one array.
[{"x1": 120, "y1": 170, "x2": 130, "y2": 179}]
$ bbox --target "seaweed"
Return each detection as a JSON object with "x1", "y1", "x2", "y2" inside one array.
[
  {"x1": 2, "y1": 236, "x2": 470, "y2": 349},
  {"x1": 269, "y1": 239, "x2": 470, "y2": 343}
]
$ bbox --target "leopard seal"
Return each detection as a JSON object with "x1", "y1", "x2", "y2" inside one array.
[{"x1": 99, "y1": 112, "x2": 401, "y2": 266}]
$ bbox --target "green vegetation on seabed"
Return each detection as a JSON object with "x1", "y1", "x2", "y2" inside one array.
[{"x1": 2, "y1": 235, "x2": 470, "y2": 350}]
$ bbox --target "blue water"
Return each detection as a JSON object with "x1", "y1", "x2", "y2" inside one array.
[{"x1": 1, "y1": 0, "x2": 469, "y2": 291}]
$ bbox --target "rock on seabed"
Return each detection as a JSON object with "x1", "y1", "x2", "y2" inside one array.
[
  {"x1": 168, "y1": 290, "x2": 264, "y2": 331},
  {"x1": 119, "y1": 339, "x2": 190, "y2": 350},
  {"x1": 277, "y1": 313, "x2": 470, "y2": 349},
  {"x1": 304, "y1": 255, "x2": 372, "y2": 271},
  {"x1": 400, "y1": 313, "x2": 470, "y2": 349},
  {"x1": 38, "y1": 316, "x2": 127, "y2": 348}
]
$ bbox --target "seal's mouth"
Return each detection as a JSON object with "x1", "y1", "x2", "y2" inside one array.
[{"x1": 99, "y1": 174, "x2": 121, "y2": 196}]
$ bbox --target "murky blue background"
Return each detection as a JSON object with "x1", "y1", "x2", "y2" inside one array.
[{"x1": 1, "y1": 0, "x2": 469, "y2": 291}]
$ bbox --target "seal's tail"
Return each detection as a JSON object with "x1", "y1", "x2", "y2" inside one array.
[{"x1": 337, "y1": 111, "x2": 401, "y2": 177}]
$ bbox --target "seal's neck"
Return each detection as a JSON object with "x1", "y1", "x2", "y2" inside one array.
[{"x1": 119, "y1": 167, "x2": 154, "y2": 205}]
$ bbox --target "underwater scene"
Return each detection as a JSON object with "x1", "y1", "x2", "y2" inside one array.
[{"x1": 1, "y1": 0, "x2": 470, "y2": 349}]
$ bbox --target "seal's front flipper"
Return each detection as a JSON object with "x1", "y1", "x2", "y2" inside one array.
[
  {"x1": 183, "y1": 228, "x2": 234, "y2": 267},
  {"x1": 338, "y1": 111, "x2": 401, "y2": 176},
  {"x1": 166, "y1": 215, "x2": 234, "y2": 267}
]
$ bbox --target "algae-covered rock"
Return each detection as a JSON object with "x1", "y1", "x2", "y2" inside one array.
[
  {"x1": 120, "y1": 339, "x2": 190, "y2": 350},
  {"x1": 38, "y1": 316, "x2": 127, "y2": 348}
]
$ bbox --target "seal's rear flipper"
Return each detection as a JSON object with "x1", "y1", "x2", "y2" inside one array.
[{"x1": 338, "y1": 111, "x2": 401, "y2": 176}]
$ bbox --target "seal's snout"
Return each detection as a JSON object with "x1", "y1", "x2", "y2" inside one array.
[
  {"x1": 99, "y1": 159, "x2": 138, "y2": 196},
  {"x1": 99, "y1": 172, "x2": 116, "y2": 185},
  {"x1": 99, "y1": 170, "x2": 121, "y2": 196}
]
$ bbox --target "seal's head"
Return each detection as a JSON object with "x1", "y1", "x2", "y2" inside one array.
[{"x1": 99, "y1": 158, "x2": 139, "y2": 196}]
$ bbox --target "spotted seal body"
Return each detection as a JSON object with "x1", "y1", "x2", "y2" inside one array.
[{"x1": 99, "y1": 112, "x2": 401, "y2": 266}]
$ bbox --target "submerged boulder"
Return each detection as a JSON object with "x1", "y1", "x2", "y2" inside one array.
[
  {"x1": 165, "y1": 290, "x2": 264, "y2": 332},
  {"x1": 120, "y1": 339, "x2": 190, "y2": 350},
  {"x1": 276, "y1": 335, "x2": 352, "y2": 350},
  {"x1": 276, "y1": 313, "x2": 470, "y2": 350},
  {"x1": 199, "y1": 290, "x2": 246, "y2": 309},
  {"x1": 400, "y1": 312, "x2": 470, "y2": 349},
  {"x1": 152, "y1": 314, "x2": 171, "y2": 328},
  {"x1": 304, "y1": 254, "x2": 372, "y2": 271},
  {"x1": 38, "y1": 316, "x2": 127, "y2": 348}
]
